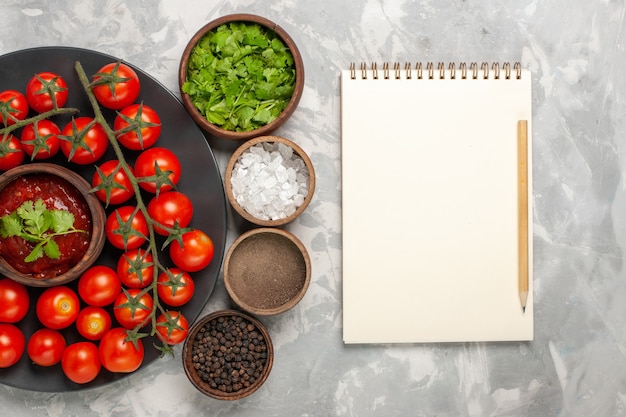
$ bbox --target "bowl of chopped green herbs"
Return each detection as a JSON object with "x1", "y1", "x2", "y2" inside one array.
[{"x1": 178, "y1": 14, "x2": 304, "y2": 141}]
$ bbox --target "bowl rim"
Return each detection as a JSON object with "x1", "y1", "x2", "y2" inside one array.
[
  {"x1": 178, "y1": 13, "x2": 305, "y2": 141},
  {"x1": 224, "y1": 135, "x2": 315, "y2": 227},
  {"x1": 0, "y1": 163, "x2": 106, "y2": 287},
  {"x1": 223, "y1": 227, "x2": 312, "y2": 316},
  {"x1": 182, "y1": 308, "x2": 274, "y2": 400}
]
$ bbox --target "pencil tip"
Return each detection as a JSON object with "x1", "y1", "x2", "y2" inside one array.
[{"x1": 522, "y1": 306, "x2": 526, "y2": 314}]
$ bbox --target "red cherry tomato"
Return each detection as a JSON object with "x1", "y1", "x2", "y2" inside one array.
[
  {"x1": 155, "y1": 311, "x2": 189, "y2": 345},
  {"x1": 0, "y1": 323, "x2": 25, "y2": 368},
  {"x1": 20, "y1": 119, "x2": 62, "y2": 160},
  {"x1": 147, "y1": 191, "x2": 193, "y2": 236},
  {"x1": 0, "y1": 134, "x2": 25, "y2": 171},
  {"x1": 157, "y1": 268, "x2": 195, "y2": 307},
  {"x1": 134, "y1": 147, "x2": 181, "y2": 194},
  {"x1": 76, "y1": 306, "x2": 112, "y2": 341},
  {"x1": 99, "y1": 327, "x2": 144, "y2": 373},
  {"x1": 78, "y1": 265, "x2": 122, "y2": 307},
  {"x1": 0, "y1": 89, "x2": 29, "y2": 125},
  {"x1": 61, "y1": 341, "x2": 101, "y2": 384},
  {"x1": 113, "y1": 289, "x2": 153, "y2": 330},
  {"x1": 116, "y1": 248, "x2": 154, "y2": 289},
  {"x1": 0, "y1": 278, "x2": 29, "y2": 323},
  {"x1": 36, "y1": 286, "x2": 80, "y2": 330},
  {"x1": 92, "y1": 160, "x2": 135, "y2": 206},
  {"x1": 60, "y1": 116, "x2": 109, "y2": 165},
  {"x1": 114, "y1": 103, "x2": 161, "y2": 150},
  {"x1": 169, "y1": 229, "x2": 215, "y2": 272},
  {"x1": 105, "y1": 205, "x2": 149, "y2": 250},
  {"x1": 25, "y1": 72, "x2": 68, "y2": 113},
  {"x1": 92, "y1": 62, "x2": 140, "y2": 110},
  {"x1": 27, "y1": 328, "x2": 66, "y2": 367}
]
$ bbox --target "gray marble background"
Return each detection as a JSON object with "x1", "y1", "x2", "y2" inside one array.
[{"x1": 0, "y1": 0, "x2": 625, "y2": 416}]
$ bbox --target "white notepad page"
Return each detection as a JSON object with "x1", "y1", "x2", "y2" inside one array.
[{"x1": 341, "y1": 64, "x2": 533, "y2": 343}]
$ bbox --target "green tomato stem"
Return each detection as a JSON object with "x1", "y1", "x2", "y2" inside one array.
[
  {"x1": 0, "y1": 107, "x2": 79, "y2": 137},
  {"x1": 74, "y1": 61, "x2": 170, "y2": 344}
]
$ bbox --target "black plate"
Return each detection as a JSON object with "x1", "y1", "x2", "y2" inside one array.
[{"x1": 0, "y1": 46, "x2": 227, "y2": 391}]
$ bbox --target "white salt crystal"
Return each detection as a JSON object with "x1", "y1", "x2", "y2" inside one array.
[
  {"x1": 275, "y1": 165, "x2": 288, "y2": 183},
  {"x1": 277, "y1": 143, "x2": 293, "y2": 160},
  {"x1": 263, "y1": 176, "x2": 277, "y2": 189},
  {"x1": 230, "y1": 142, "x2": 310, "y2": 221},
  {"x1": 268, "y1": 154, "x2": 283, "y2": 171},
  {"x1": 293, "y1": 194, "x2": 305, "y2": 206}
]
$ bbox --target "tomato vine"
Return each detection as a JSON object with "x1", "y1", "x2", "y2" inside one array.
[{"x1": 74, "y1": 61, "x2": 191, "y2": 356}]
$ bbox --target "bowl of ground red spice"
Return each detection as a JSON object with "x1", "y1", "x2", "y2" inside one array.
[
  {"x1": 0, "y1": 163, "x2": 106, "y2": 287},
  {"x1": 182, "y1": 309, "x2": 274, "y2": 400},
  {"x1": 223, "y1": 227, "x2": 311, "y2": 316}
]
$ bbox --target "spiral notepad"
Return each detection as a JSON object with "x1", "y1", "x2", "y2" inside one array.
[{"x1": 341, "y1": 62, "x2": 533, "y2": 344}]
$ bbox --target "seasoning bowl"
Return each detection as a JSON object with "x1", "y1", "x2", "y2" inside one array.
[
  {"x1": 224, "y1": 135, "x2": 315, "y2": 227},
  {"x1": 224, "y1": 228, "x2": 311, "y2": 316},
  {"x1": 182, "y1": 309, "x2": 274, "y2": 400},
  {"x1": 178, "y1": 13, "x2": 305, "y2": 141},
  {"x1": 0, "y1": 163, "x2": 106, "y2": 287}
]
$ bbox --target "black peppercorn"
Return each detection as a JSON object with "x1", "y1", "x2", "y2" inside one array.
[{"x1": 190, "y1": 314, "x2": 269, "y2": 394}]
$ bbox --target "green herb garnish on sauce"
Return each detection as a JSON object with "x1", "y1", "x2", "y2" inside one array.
[
  {"x1": 0, "y1": 199, "x2": 85, "y2": 262},
  {"x1": 182, "y1": 22, "x2": 297, "y2": 132}
]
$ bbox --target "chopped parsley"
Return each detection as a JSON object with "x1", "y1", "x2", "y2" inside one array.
[
  {"x1": 0, "y1": 199, "x2": 85, "y2": 262},
  {"x1": 182, "y1": 22, "x2": 297, "y2": 132}
]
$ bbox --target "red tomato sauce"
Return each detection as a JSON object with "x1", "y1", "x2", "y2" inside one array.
[{"x1": 0, "y1": 173, "x2": 92, "y2": 278}]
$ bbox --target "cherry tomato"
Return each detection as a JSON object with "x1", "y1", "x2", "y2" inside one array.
[
  {"x1": 76, "y1": 306, "x2": 112, "y2": 341},
  {"x1": 113, "y1": 289, "x2": 153, "y2": 329},
  {"x1": 169, "y1": 229, "x2": 215, "y2": 272},
  {"x1": 134, "y1": 147, "x2": 181, "y2": 194},
  {"x1": 36, "y1": 286, "x2": 80, "y2": 330},
  {"x1": 0, "y1": 89, "x2": 29, "y2": 125},
  {"x1": 92, "y1": 160, "x2": 135, "y2": 206},
  {"x1": 78, "y1": 265, "x2": 122, "y2": 307},
  {"x1": 27, "y1": 328, "x2": 66, "y2": 367},
  {"x1": 147, "y1": 191, "x2": 193, "y2": 236},
  {"x1": 0, "y1": 278, "x2": 29, "y2": 323},
  {"x1": 61, "y1": 341, "x2": 101, "y2": 384},
  {"x1": 117, "y1": 248, "x2": 154, "y2": 289},
  {"x1": 92, "y1": 62, "x2": 140, "y2": 110},
  {"x1": 20, "y1": 119, "x2": 61, "y2": 160},
  {"x1": 157, "y1": 268, "x2": 195, "y2": 307},
  {"x1": 0, "y1": 134, "x2": 25, "y2": 171},
  {"x1": 155, "y1": 311, "x2": 189, "y2": 345},
  {"x1": 0, "y1": 323, "x2": 24, "y2": 368},
  {"x1": 105, "y1": 205, "x2": 149, "y2": 250},
  {"x1": 25, "y1": 72, "x2": 68, "y2": 113},
  {"x1": 99, "y1": 327, "x2": 144, "y2": 373},
  {"x1": 114, "y1": 103, "x2": 161, "y2": 150},
  {"x1": 60, "y1": 116, "x2": 109, "y2": 165}
]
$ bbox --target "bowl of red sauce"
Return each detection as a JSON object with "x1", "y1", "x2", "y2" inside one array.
[{"x1": 0, "y1": 163, "x2": 106, "y2": 287}]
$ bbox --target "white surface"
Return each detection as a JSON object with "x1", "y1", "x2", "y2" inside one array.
[{"x1": 1, "y1": 1, "x2": 626, "y2": 416}]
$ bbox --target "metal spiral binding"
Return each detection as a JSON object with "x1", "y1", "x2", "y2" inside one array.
[{"x1": 349, "y1": 61, "x2": 523, "y2": 80}]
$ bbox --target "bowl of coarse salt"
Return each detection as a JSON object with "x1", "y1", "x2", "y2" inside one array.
[{"x1": 224, "y1": 136, "x2": 315, "y2": 227}]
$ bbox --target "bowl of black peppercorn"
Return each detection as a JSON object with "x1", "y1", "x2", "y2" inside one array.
[{"x1": 182, "y1": 309, "x2": 274, "y2": 400}]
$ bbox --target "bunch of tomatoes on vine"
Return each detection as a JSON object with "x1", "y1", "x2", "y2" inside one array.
[{"x1": 0, "y1": 61, "x2": 215, "y2": 384}]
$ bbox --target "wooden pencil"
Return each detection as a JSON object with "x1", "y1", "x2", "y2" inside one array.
[{"x1": 518, "y1": 120, "x2": 529, "y2": 313}]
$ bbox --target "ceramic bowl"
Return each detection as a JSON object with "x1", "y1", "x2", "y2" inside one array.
[
  {"x1": 182, "y1": 309, "x2": 274, "y2": 400},
  {"x1": 178, "y1": 13, "x2": 305, "y2": 141},
  {"x1": 224, "y1": 228, "x2": 311, "y2": 316},
  {"x1": 0, "y1": 163, "x2": 106, "y2": 287},
  {"x1": 224, "y1": 135, "x2": 315, "y2": 227}
]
